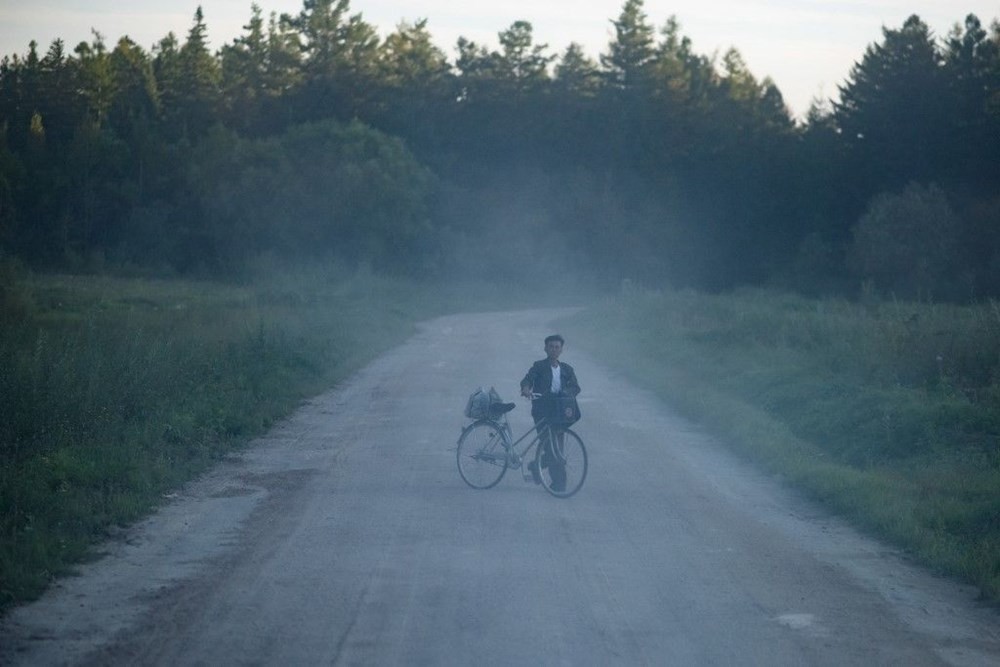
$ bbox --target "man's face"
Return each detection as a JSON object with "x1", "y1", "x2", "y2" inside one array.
[{"x1": 545, "y1": 340, "x2": 562, "y2": 362}]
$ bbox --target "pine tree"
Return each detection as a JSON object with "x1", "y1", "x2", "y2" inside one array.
[
  {"x1": 554, "y1": 43, "x2": 601, "y2": 98},
  {"x1": 220, "y1": 4, "x2": 272, "y2": 133},
  {"x1": 152, "y1": 32, "x2": 182, "y2": 133},
  {"x1": 285, "y1": 0, "x2": 380, "y2": 121},
  {"x1": 601, "y1": 0, "x2": 655, "y2": 91},
  {"x1": 107, "y1": 37, "x2": 159, "y2": 134},
  {"x1": 834, "y1": 15, "x2": 947, "y2": 190},
  {"x1": 377, "y1": 19, "x2": 453, "y2": 144},
  {"x1": 380, "y1": 19, "x2": 450, "y2": 92},
  {"x1": 943, "y1": 14, "x2": 1000, "y2": 185},
  {"x1": 495, "y1": 21, "x2": 553, "y2": 97},
  {"x1": 175, "y1": 7, "x2": 221, "y2": 137}
]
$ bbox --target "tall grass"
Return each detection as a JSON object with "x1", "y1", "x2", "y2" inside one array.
[
  {"x1": 0, "y1": 265, "x2": 438, "y2": 611},
  {"x1": 568, "y1": 287, "x2": 1000, "y2": 600}
]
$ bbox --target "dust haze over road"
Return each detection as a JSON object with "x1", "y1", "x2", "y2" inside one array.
[{"x1": 2, "y1": 309, "x2": 999, "y2": 665}]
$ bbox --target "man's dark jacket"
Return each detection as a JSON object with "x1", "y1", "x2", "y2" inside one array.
[{"x1": 520, "y1": 360, "x2": 581, "y2": 422}]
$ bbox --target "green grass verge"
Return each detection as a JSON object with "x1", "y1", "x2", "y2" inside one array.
[
  {"x1": 0, "y1": 264, "x2": 465, "y2": 612},
  {"x1": 565, "y1": 287, "x2": 1000, "y2": 601}
]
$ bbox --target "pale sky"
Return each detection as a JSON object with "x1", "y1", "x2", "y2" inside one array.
[{"x1": 1, "y1": 1, "x2": 998, "y2": 117}]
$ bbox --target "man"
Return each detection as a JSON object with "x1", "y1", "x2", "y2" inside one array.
[{"x1": 520, "y1": 334, "x2": 581, "y2": 492}]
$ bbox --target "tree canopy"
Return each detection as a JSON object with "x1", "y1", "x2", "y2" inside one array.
[{"x1": 0, "y1": 1, "x2": 998, "y2": 297}]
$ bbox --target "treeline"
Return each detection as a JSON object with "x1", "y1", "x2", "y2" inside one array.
[{"x1": 1, "y1": 0, "x2": 998, "y2": 297}]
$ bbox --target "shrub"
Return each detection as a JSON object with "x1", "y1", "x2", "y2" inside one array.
[
  {"x1": 186, "y1": 120, "x2": 438, "y2": 275},
  {"x1": 848, "y1": 183, "x2": 965, "y2": 300}
]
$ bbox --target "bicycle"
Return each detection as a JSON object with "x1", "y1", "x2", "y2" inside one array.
[{"x1": 456, "y1": 394, "x2": 587, "y2": 498}]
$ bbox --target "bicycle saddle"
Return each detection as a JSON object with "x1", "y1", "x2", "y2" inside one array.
[{"x1": 490, "y1": 402, "x2": 516, "y2": 416}]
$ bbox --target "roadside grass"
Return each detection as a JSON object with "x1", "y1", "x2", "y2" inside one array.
[
  {"x1": 0, "y1": 264, "x2": 458, "y2": 612},
  {"x1": 567, "y1": 287, "x2": 1000, "y2": 601}
]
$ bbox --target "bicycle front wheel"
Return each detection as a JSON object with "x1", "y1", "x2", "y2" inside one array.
[
  {"x1": 456, "y1": 420, "x2": 509, "y2": 490},
  {"x1": 536, "y1": 428, "x2": 587, "y2": 498}
]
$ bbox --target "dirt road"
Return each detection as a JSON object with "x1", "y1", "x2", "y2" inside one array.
[{"x1": 2, "y1": 309, "x2": 998, "y2": 665}]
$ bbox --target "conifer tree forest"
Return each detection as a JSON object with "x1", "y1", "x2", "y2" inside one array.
[{"x1": 1, "y1": 0, "x2": 998, "y2": 299}]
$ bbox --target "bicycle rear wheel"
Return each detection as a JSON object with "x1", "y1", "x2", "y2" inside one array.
[
  {"x1": 536, "y1": 428, "x2": 587, "y2": 498},
  {"x1": 456, "y1": 420, "x2": 509, "y2": 489}
]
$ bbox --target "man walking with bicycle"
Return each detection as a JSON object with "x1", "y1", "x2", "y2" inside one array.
[{"x1": 520, "y1": 334, "x2": 581, "y2": 492}]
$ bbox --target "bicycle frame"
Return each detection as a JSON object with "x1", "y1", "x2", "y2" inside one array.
[{"x1": 489, "y1": 413, "x2": 562, "y2": 470}]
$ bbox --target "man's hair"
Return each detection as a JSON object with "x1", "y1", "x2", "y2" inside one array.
[{"x1": 544, "y1": 334, "x2": 565, "y2": 346}]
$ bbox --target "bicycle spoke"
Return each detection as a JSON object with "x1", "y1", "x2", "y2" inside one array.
[
  {"x1": 456, "y1": 420, "x2": 510, "y2": 489},
  {"x1": 536, "y1": 428, "x2": 587, "y2": 498}
]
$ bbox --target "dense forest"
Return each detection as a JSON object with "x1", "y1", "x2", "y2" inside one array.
[{"x1": 1, "y1": 0, "x2": 998, "y2": 299}]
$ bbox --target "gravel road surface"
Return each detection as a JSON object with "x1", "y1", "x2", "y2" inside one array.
[{"x1": 2, "y1": 309, "x2": 998, "y2": 666}]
